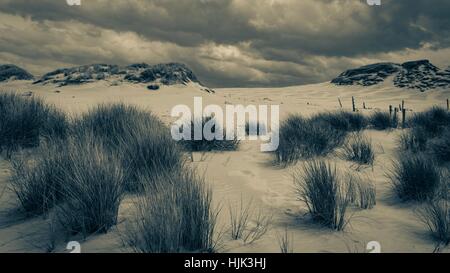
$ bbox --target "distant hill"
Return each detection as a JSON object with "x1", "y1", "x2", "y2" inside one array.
[
  {"x1": 33, "y1": 63, "x2": 201, "y2": 87},
  {"x1": 0, "y1": 64, "x2": 34, "y2": 82},
  {"x1": 332, "y1": 60, "x2": 450, "y2": 91}
]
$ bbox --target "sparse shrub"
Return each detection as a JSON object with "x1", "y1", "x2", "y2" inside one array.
[
  {"x1": 11, "y1": 133, "x2": 124, "y2": 235},
  {"x1": 42, "y1": 109, "x2": 69, "y2": 141},
  {"x1": 73, "y1": 103, "x2": 184, "y2": 192},
  {"x1": 124, "y1": 169, "x2": 218, "y2": 253},
  {"x1": 229, "y1": 198, "x2": 253, "y2": 240},
  {"x1": 428, "y1": 128, "x2": 450, "y2": 163},
  {"x1": 349, "y1": 176, "x2": 376, "y2": 209},
  {"x1": 369, "y1": 111, "x2": 397, "y2": 130},
  {"x1": 276, "y1": 111, "x2": 367, "y2": 165},
  {"x1": 311, "y1": 112, "x2": 351, "y2": 131},
  {"x1": 294, "y1": 160, "x2": 352, "y2": 230},
  {"x1": 311, "y1": 111, "x2": 368, "y2": 132},
  {"x1": 120, "y1": 124, "x2": 185, "y2": 192},
  {"x1": 45, "y1": 216, "x2": 61, "y2": 253},
  {"x1": 389, "y1": 153, "x2": 442, "y2": 201},
  {"x1": 180, "y1": 116, "x2": 239, "y2": 152},
  {"x1": 277, "y1": 227, "x2": 294, "y2": 253},
  {"x1": 398, "y1": 127, "x2": 429, "y2": 152},
  {"x1": 418, "y1": 199, "x2": 450, "y2": 246},
  {"x1": 54, "y1": 134, "x2": 124, "y2": 236},
  {"x1": 399, "y1": 107, "x2": 450, "y2": 163},
  {"x1": 242, "y1": 210, "x2": 272, "y2": 244},
  {"x1": 228, "y1": 198, "x2": 271, "y2": 244},
  {"x1": 408, "y1": 107, "x2": 449, "y2": 137},
  {"x1": 0, "y1": 92, "x2": 68, "y2": 157},
  {"x1": 276, "y1": 115, "x2": 347, "y2": 164},
  {"x1": 342, "y1": 133, "x2": 375, "y2": 165},
  {"x1": 9, "y1": 102, "x2": 196, "y2": 240},
  {"x1": 10, "y1": 140, "x2": 68, "y2": 215},
  {"x1": 245, "y1": 121, "x2": 267, "y2": 136},
  {"x1": 340, "y1": 111, "x2": 368, "y2": 131},
  {"x1": 72, "y1": 103, "x2": 162, "y2": 148}
]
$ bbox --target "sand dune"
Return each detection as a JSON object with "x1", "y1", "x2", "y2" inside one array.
[{"x1": 0, "y1": 79, "x2": 449, "y2": 253}]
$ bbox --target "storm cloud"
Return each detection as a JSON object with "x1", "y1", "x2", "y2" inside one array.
[{"x1": 0, "y1": 0, "x2": 449, "y2": 87}]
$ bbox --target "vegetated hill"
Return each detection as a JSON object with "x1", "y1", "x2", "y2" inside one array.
[
  {"x1": 33, "y1": 63, "x2": 201, "y2": 87},
  {"x1": 0, "y1": 64, "x2": 34, "y2": 82},
  {"x1": 332, "y1": 60, "x2": 450, "y2": 91}
]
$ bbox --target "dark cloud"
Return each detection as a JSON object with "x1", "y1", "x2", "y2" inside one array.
[{"x1": 0, "y1": 0, "x2": 449, "y2": 87}]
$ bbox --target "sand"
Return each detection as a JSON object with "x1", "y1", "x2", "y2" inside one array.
[{"x1": 0, "y1": 79, "x2": 449, "y2": 253}]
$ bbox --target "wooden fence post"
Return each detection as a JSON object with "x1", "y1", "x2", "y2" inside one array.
[
  {"x1": 394, "y1": 107, "x2": 398, "y2": 128},
  {"x1": 402, "y1": 108, "x2": 406, "y2": 128},
  {"x1": 352, "y1": 96, "x2": 356, "y2": 112},
  {"x1": 389, "y1": 105, "x2": 393, "y2": 118},
  {"x1": 338, "y1": 98, "x2": 343, "y2": 109}
]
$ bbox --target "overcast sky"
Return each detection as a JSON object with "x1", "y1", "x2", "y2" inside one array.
[{"x1": 0, "y1": 0, "x2": 449, "y2": 87}]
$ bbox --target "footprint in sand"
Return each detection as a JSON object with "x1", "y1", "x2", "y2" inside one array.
[
  {"x1": 241, "y1": 170, "x2": 255, "y2": 177},
  {"x1": 229, "y1": 169, "x2": 256, "y2": 178}
]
